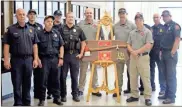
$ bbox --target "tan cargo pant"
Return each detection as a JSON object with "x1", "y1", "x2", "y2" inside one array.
[
  {"x1": 116, "y1": 60, "x2": 129, "y2": 92},
  {"x1": 78, "y1": 61, "x2": 99, "y2": 92},
  {"x1": 129, "y1": 55, "x2": 152, "y2": 99}
]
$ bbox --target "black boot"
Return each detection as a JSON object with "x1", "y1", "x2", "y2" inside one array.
[
  {"x1": 38, "y1": 100, "x2": 45, "y2": 106},
  {"x1": 53, "y1": 99, "x2": 63, "y2": 105},
  {"x1": 73, "y1": 95, "x2": 80, "y2": 102}
]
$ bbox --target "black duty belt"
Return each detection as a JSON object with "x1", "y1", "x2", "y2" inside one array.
[
  {"x1": 65, "y1": 50, "x2": 79, "y2": 54},
  {"x1": 161, "y1": 48, "x2": 172, "y2": 51},
  {"x1": 11, "y1": 54, "x2": 33, "y2": 58},
  {"x1": 138, "y1": 52, "x2": 149, "y2": 56},
  {"x1": 39, "y1": 54, "x2": 58, "y2": 58}
]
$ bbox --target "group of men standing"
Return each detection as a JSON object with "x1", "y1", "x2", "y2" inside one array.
[
  {"x1": 112, "y1": 8, "x2": 181, "y2": 106},
  {"x1": 3, "y1": 7, "x2": 181, "y2": 106}
]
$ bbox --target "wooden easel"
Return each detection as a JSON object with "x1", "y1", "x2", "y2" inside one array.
[{"x1": 86, "y1": 11, "x2": 120, "y2": 103}]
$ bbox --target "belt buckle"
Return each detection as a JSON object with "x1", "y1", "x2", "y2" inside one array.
[{"x1": 70, "y1": 50, "x2": 73, "y2": 54}]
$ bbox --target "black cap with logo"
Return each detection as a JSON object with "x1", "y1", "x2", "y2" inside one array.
[
  {"x1": 54, "y1": 10, "x2": 62, "y2": 16},
  {"x1": 28, "y1": 9, "x2": 37, "y2": 15},
  {"x1": 44, "y1": 15, "x2": 55, "y2": 22}
]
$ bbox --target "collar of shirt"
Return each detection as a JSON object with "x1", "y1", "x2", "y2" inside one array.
[
  {"x1": 120, "y1": 19, "x2": 128, "y2": 26},
  {"x1": 153, "y1": 23, "x2": 162, "y2": 29},
  {"x1": 164, "y1": 20, "x2": 173, "y2": 26},
  {"x1": 43, "y1": 28, "x2": 54, "y2": 33},
  {"x1": 27, "y1": 21, "x2": 38, "y2": 27},
  {"x1": 65, "y1": 24, "x2": 75, "y2": 29},
  {"x1": 16, "y1": 22, "x2": 28, "y2": 28},
  {"x1": 136, "y1": 26, "x2": 146, "y2": 32},
  {"x1": 84, "y1": 19, "x2": 94, "y2": 25},
  {"x1": 53, "y1": 22, "x2": 62, "y2": 26}
]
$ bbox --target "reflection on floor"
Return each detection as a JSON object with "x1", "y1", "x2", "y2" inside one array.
[{"x1": 2, "y1": 42, "x2": 182, "y2": 106}]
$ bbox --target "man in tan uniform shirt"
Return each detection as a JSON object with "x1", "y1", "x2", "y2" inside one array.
[
  {"x1": 77, "y1": 8, "x2": 104, "y2": 97},
  {"x1": 126, "y1": 12, "x2": 153, "y2": 106},
  {"x1": 113, "y1": 8, "x2": 136, "y2": 97}
]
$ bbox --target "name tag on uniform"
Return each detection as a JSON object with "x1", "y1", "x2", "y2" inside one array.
[{"x1": 13, "y1": 33, "x2": 18, "y2": 35}]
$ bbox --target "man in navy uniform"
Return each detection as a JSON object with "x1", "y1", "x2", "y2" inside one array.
[
  {"x1": 61, "y1": 12, "x2": 86, "y2": 102},
  {"x1": 150, "y1": 13, "x2": 166, "y2": 97},
  {"x1": 37, "y1": 15, "x2": 64, "y2": 106},
  {"x1": 3, "y1": 8, "x2": 39, "y2": 106},
  {"x1": 47, "y1": 10, "x2": 64, "y2": 99},
  {"x1": 159, "y1": 10, "x2": 181, "y2": 104},
  {"x1": 26, "y1": 9, "x2": 43, "y2": 99}
]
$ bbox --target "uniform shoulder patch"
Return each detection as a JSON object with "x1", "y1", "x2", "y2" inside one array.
[{"x1": 175, "y1": 24, "x2": 181, "y2": 30}]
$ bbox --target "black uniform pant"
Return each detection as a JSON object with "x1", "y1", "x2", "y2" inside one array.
[
  {"x1": 47, "y1": 67, "x2": 62, "y2": 96},
  {"x1": 39, "y1": 56, "x2": 60, "y2": 101},
  {"x1": 33, "y1": 68, "x2": 41, "y2": 97},
  {"x1": 10, "y1": 56, "x2": 33, "y2": 106},
  {"x1": 47, "y1": 72, "x2": 52, "y2": 96},
  {"x1": 61, "y1": 53, "x2": 79, "y2": 97}
]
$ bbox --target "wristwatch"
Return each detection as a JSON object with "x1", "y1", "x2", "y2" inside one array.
[{"x1": 59, "y1": 57, "x2": 63, "y2": 59}]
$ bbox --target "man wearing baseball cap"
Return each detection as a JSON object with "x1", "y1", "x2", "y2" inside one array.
[
  {"x1": 26, "y1": 9, "x2": 43, "y2": 99},
  {"x1": 53, "y1": 10, "x2": 63, "y2": 33},
  {"x1": 159, "y1": 10, "x2": 181, "y2": 104},
  {"x1": 37, "y1": 15, "x2": 64, "y2": 106},
  {"x1": 126, "y1": 12, "x2": 153, "y2": 106},
  {"x1": 112, "y1": 8, "x2": 136, "y2": 97},
  {"x1": 46, "y1": 10, "x2": 64, "y2": 100}
]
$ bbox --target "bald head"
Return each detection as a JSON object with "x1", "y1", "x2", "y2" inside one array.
[
  {"x1": 16, "y1": 8, "x2": 26, "y2": 23},
  {"x1": 153, "y1": 13, "x2": 161, "y2": 25},
  {"x1": 84, "y1": 8, "x2": 93, "y2": 20}
]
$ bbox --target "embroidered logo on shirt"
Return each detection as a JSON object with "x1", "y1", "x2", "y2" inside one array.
[
  {"x1": 140, "y1": 31, "x2": 144, "y2": 36},
  {"x1": 93, "y1": 24, "x2": 97, "y2": 28}
]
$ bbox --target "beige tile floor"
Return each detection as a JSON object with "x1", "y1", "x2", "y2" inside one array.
[{"x1": 2, "y1": 42, "x2": 182, "y2": 106}]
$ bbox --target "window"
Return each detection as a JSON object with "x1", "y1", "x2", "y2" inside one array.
[
  {"x1": 59, "y1": 2, "x2": 65, "y2": 17},
  {"x1": 15, "y1": 1, "x2": 24, "y2": 9},
  {"x1": 32, "y1": 1, "x2": 38, "y2": 14},
  {"x1": 80, "y1": 6, "x2": 84, "y2": 19},
  {"x1": 83, "y1": 7, "x2": 87, "y2": 19},
  {"x1": 95, "y1": 8, "x2": 98, "y2": 20},
  {"x1": 47, "y1": 2, "x2": 52, "y2": 15},
  {"x1": 39, "y1": 2, "x2": 45, "y2": 16},
  {"x1": 52, "y1": 2, "x2": 58, "y2": 14},
  {"x1": 24, "y1": 1, "x2": 30, "y2": 13},
  {"x1": 72, "y1": 4, "x2": 77, "y2": 18}
]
